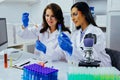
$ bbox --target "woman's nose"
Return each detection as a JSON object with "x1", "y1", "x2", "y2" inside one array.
[{"x1": 72, "y1": 17, "x2": 75, "y2": 22}]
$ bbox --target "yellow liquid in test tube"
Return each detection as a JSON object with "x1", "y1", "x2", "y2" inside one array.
[{"x1": 10, "y1": 56, "x2": 12, "y2": 67}]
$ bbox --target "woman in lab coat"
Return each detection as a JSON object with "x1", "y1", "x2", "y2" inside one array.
[
  {"x1": 58, "y1": 2, "x2": 111, "y2": 66},
  {"x1": 18, "y1": 3, "x2": 71, "y2": 62}
]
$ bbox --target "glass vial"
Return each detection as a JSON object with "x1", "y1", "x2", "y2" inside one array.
[{"x1": 4, "y1": 53, "x2": 8, "y2": 68}]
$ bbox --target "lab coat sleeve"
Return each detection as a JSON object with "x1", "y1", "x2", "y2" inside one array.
[
  {"x1": 17, "y1": 25, "x2": 42, "y2": 39},
  {"x1": 46, "y1": 44, "x2": 66, "y2": 62},
  {"x1": 35, "y1": 44, "x2": 66, "y2": 62},
  {"x1": 67, "y1": 45, "x2": 85, "y2": 61},
  {"x1": 45, "y1": 32, "x2": 70, "y2": 61},
  {"x1": 65, "y1": 31, "x2": 85, "y2": 63},
  {"x1": 35, "y1": 32, "x2": 70, "y2": 62},
  {"x1": 67, "y1": 27, "x2": 111, "y2": 67},
  {"x1": 92, "y1": 30, "x2": 111, "y2": 67}
]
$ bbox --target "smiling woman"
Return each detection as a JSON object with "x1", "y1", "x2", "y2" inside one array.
[
  {"x1": 58, "y1": 2, "x2": 112, "y2": 67},
  {"x1": 70, "y1": 2, "x2": 111, "y2": 67},
  {"x1": 44, "y1": 8, "x2": 57, "y2": 33},
  {"x1": 17, "y1": 3, "x2": 71, "y2": 62}
]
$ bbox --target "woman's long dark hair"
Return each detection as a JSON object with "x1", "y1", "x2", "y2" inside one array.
[
  {"x1": 71, "y1": 2, "x2": 98, "y2": 30},
  {"x1": 40, "y1": 3, "x2": 71, "y2": 33}
]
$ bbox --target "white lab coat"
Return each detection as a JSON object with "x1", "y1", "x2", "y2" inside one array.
[
  {"x1": 69, "y1": 24, "x2": 112, "y2": 67},
  {"x1": 18, "y1": 25, "x2": 70, "y2": 62}
]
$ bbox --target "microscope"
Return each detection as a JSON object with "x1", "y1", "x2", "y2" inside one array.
[{"x1": 78, "y1": 33, "x2": 101, "y2": 67}]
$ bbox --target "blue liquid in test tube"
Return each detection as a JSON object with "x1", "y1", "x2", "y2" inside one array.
[{"x1": 58, "y1": 24, "x2": 62, "y2": 34}]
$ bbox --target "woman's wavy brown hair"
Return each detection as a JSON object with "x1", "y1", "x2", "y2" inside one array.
[{"x1": 40, "y1": 3, "x2": 71, "y2": 33}]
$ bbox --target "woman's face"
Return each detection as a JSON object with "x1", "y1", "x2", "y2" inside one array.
[
  {"x1": 45, "y1": 9, "x2": 57, "y2": 29},
  {"x1": 71, "y1": 7, "x2": 85, "y2": 27}
]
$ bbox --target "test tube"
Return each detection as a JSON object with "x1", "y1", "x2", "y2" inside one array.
[
  {"x1": 9, "y1": 56, "x2": 12, "y2": 67},
  {"x1": 4, "y1": 53, "x2": 8, "y2": 68},
  {"x1": 58, "y1": 24, "x2": 62, "y2": 34}
]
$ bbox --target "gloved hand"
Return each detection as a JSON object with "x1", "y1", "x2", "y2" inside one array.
[
  {"x1": 58, "y1": 32, "x2": 73, "y2": 56},
  {"x1": 35, "y1": 40, "x2": 46, "y2": 54},
  {"x1": 22, "y1": 12, "x2": 29, "y2": 28}
]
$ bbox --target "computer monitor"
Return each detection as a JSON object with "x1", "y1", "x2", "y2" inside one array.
[{"x1": 0, "y1": 18, "x2": 8, "y2": 52}]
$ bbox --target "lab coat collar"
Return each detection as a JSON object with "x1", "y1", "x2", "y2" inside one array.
[
  {"x1": 83, "y1": 24, "x2": 94, "y2": 35},
  {"x1": 76, "y1": 30, "x2": 81, "y2": 48},
  {"x1": 76, "y1": 24, "x2": 93, "y2": 48},
  {"x1": 47, "y1": 28, "x2": 58, "y2": 35},
  {"x1": 46, "y1": 29, "x2": 59, "y2": 42},
  {"x1": 80, "y1": 26, "x2": 88, "y2": 34}
]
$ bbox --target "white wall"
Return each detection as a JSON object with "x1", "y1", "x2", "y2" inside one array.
[
  {"x1": 30, "y1": 0, "x2": 48, "y2": 24},
  {"x1": 0, "y1": 2, "x2": 33, "y2": 48},
  {"x1": 47, "y1": 0, "x2": 73, "y2": 13},
  {"x1": 30, "y1": 0, "x2": 73, "y2": 24},
  {"x1": 75, "y1": 0, "x2": 107, "y2": 15},
  {"x1": 88, "y1": 0, "x2": 107, "y2": 15},
  {"x1": 106, "y1": 0, "x2": 120, "y2": 49},
  {"x1": 107, "y1": 0, "x2": 120, "y2": 12},
  {"x1": 0, "y1": 3, "x2": 30, "y2": 24}
]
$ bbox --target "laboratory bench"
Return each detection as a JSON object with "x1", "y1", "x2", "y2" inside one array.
[
  {"x1": 0, "y1": 49, "x2": 120, "y2": 80},
  {"x1": 0, "y1": 50, "x2": 69, "y2": 80}
]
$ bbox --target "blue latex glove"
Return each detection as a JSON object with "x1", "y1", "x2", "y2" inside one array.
[
  {"x1": 22, "y1": 12, "x2": 29, "y2": 28},
  {"x1": 58, "y1": 32, "x2": 73, "y2": 56},
  {"x1": 35, "y1": 40, "x2": 46, "y2": 54}
]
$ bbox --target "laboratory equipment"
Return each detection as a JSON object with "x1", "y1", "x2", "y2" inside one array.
[
  {"x1": 22, "y1": 63, "x2": 58, "y2": 80},
  {"x1": 58, "y1": 32, "x2": 73, "y2": 56},
  {"x1": 19, "y1": 61, "x2": 30, "y2": 67},
  {"x1": 9, "y1": 56, "x2": 12, "y2": 67},
  {"x1": 58, "y1": 24, "x2": 62, "y2": 34},
  {"x1": 68, "y1": 67, "x2": 120, "y2": 80},
  {"x1": 58, "y1": 24, "x2": 73, "y2": 57},
  {"x1": 0, "y1": 18, "x2": 8, "y2": 52},
  {"x1": 0, "y1": 48, "x2": 22, "y2": 61},
  {"x1": 79, "y1": 33, "x2": 100, "y2": 67},
  {"x1": 84, "y1": 33, "x2": 94, "y2": 62},
  {"x1": 38, "y1": 61, "x2": 48, "y2": 67},
  {"x1": 4, "y1": 53, "x2": 8, "y2": 68}
]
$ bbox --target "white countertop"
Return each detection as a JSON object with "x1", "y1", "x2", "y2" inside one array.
[{"x1": 0, "y1": 50, "x2": 69, "y2": 80}]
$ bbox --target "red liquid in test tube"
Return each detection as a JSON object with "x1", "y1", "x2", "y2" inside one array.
[{"x1": 4, "y1": 53, "x2": 8, "y2": 68}]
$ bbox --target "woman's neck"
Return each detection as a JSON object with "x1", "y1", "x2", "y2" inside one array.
[
  {"x1": 49, "y1": 27, "x2": 56, "y2": 33},
  {"x1": 81, "y1": 22, "x2": 89, "y2": 31}
]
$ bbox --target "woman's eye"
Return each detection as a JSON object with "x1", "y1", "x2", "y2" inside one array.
[
  {"x1": 71, "y1": 12, "x2": 78, "y2": 17},
  {"x1": 73, "y1": 13, "x2": 78, "y2": 16},
  {"x1": 45, "y1": 15, "x2": 49, "y2": 17}
]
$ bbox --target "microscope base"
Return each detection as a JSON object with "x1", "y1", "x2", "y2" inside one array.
[{"x1": 78, "y1": 60, "x2": 101, "y2": 67}]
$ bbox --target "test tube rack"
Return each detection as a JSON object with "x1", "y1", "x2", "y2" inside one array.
[
  {"x1": 68, "y1": 67, "x2": 120, "y2": 80},
  {"x1": 22, "y1": 63, "x2": 58, "y2": 80}
]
